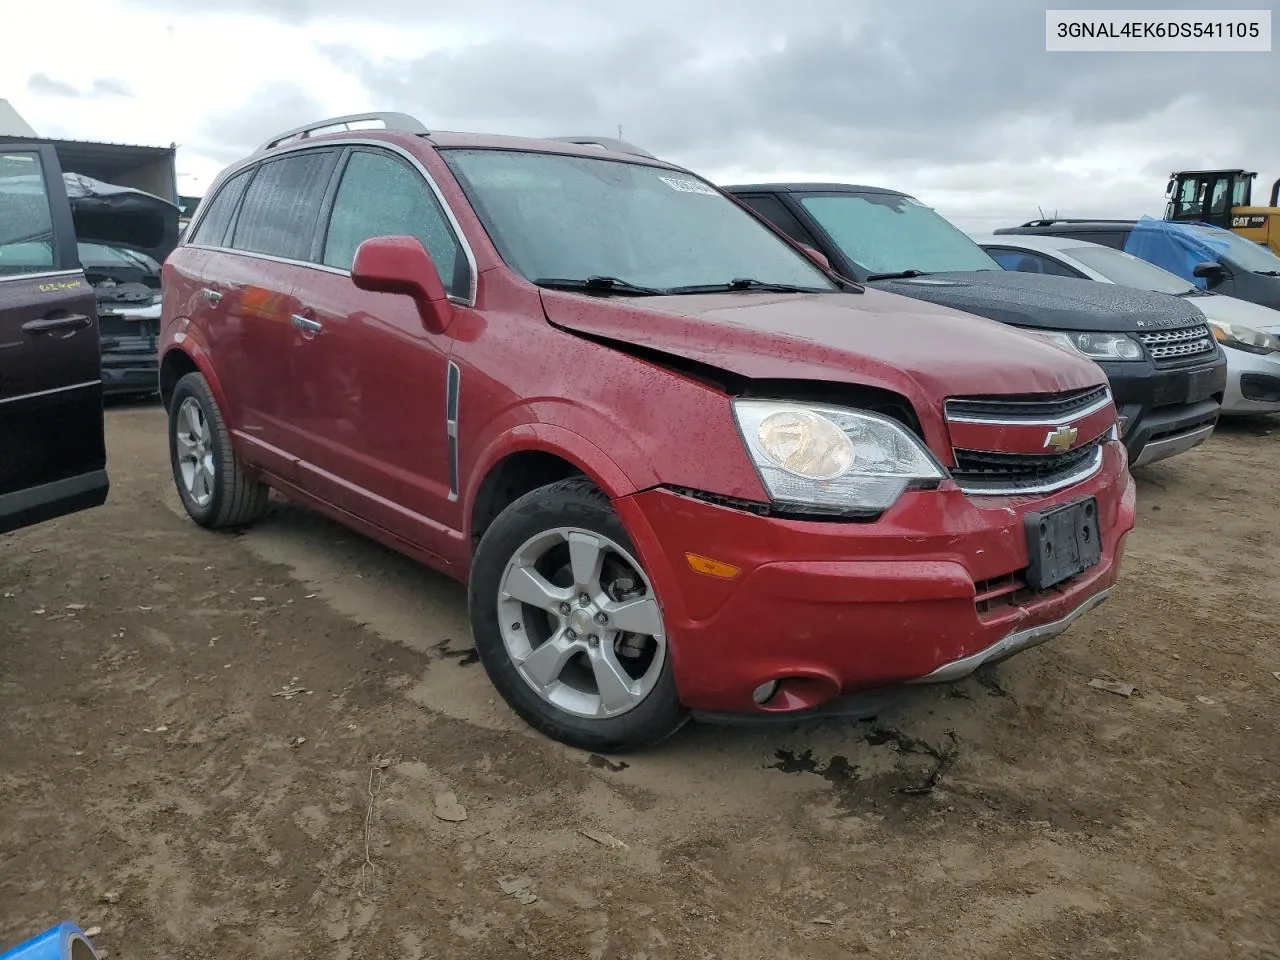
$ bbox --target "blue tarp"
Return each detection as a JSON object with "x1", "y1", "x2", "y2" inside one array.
[{"x1": 1123, "y1": 216, "x2": 1237, "y2": 289}]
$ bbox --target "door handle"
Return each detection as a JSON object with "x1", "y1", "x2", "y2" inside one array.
[
  {"x1": 22, "y1": 313, "x2": 91, "y2": 335},
  {"x1": 291, "y1": 314, "x2": 323, "y2": 334},
  {"x1": 201, "y1": 288, "x2": 223, "y2": 304}
]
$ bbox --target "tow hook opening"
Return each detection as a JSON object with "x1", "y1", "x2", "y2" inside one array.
[{"x1": 751, "y1": 674, "x2": 842, "y2": 712}]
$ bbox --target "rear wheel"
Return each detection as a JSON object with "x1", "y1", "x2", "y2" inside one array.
[
  {"x1": 469, "y1": 478, "x2": 687, "y2": 752},
  {"x1": 168, "y1": 372, "x2": 270, "y2": 529}
]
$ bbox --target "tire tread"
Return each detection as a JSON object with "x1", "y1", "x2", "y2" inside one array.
[
  {"x1": 469, "y1": 477, "x2": 688, "y2": 753},
  {"x1": 170, "y1": 372, "x2": 270, "y2": 529}
]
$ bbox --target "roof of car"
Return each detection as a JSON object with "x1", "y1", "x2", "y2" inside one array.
[
  {"x1": 969, "y1": 233, "x2": 1110, "y2": 253},
  {"x1": 993, "y1": 219, "x2": 1138, "y2": 234},
  {"x1": 721, "y1": 182, "x2": 912, "y2": 197}
]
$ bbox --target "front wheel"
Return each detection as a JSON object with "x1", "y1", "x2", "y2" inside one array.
[
  {"x1": 168, "y1": 372, "x2": 270, "y2": 529},
  {"x1": 468, "y1": 478, "x2": 688, "y2": 753}
]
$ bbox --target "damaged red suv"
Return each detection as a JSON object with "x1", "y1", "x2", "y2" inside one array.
[{"x1": 160, "y1": 113, "x2": 1136, "y2": 751}]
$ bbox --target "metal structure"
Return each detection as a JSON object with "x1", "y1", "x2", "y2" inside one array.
[{"x1": 255, "y1": 111, "x2": 430, "y2": 154}]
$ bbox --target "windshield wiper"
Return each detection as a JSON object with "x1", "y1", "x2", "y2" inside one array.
[
  {"x1": 1252, "y1": 270, "x2": 1280, "y2": 277},
  {"x1": 864, "y1": 269, "x2": 931, "y2": 281},
  {"x1": 533, "y1": 276, "x2": 667, "y2": 296},
  {"x1": 665, "y1": 278, "x2": 825, "y2": 295}
]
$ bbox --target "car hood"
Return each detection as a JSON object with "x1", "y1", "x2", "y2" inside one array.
[
  {"x1": 869, "y1": 270, "x2": 1207, "y2": 332},
  {"x1": 65, "y1": 173, "x2": 180, "y2": 265},
  {"x1": 1187, "y1": 292, "x2": 1280, "y2": 333},
  {"x1": 539, "y1": 286, "x2": 1105, "y2": 405}
]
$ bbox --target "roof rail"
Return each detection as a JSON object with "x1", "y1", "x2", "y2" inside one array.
[
  {"x1": 255, "y1": 112, "x2": 429, "y2": 154},
  {"x1": 546, "y1": 136, "x2": 658, "y2": 160},
  {"x1": 1018, "y1": 217, "x2": 1134, "y2": 227}
]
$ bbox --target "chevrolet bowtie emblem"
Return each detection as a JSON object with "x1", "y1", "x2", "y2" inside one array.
[{"x1": 1043, "y1": 425, "x2": 1079, "y2": 452}]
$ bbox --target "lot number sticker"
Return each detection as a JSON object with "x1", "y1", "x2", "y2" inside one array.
[{"x1": 659, "y1": 176, "x2": 719, "y2": 196}]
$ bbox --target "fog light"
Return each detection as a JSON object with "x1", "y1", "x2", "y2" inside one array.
[{"x1": 752, "y1": 680, "x2": 779, "y2": 705}]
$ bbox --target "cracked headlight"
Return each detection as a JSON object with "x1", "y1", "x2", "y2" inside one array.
[
  {"x1": 1038, "y1": 330, "x2": 1144, "y2": 361},
  {"x1": 733, "y1": 399, "x2": 944, "y2": 515},
  {"x1": 1210, "y1": 320, "x2": 1280, "y2": 355}
]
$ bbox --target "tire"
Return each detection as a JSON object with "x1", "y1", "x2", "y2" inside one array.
[
  {"x1": 168, "y1": 372, "x2": 270, "y2": 529},
  {"x1": 469, "y1": 477, "x2": 688, "y2": 753}
]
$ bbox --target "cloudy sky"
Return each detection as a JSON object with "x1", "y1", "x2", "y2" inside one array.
[{"x1": 3, "y1": 0, "x2": 1276, "y2": 231}]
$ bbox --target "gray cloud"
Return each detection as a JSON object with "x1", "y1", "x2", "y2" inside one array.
[
  {"x1": 91, "y1": 78, "x2": 134, "y2": 97},
  {"x1": 193, "y1": 82, "x2": 330, "y2": 163},
  {"x1": 26, "y1": 73, "x2": 134, "y2": 99},
  {"x1": 27, "y1": 73, "x2": 80, "y2": 97},
  {"x1": 149, "y1": 0, "x2": 1276, "y2": 222}
]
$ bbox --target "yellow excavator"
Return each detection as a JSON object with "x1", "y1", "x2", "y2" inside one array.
[{"x1": 1164, "y1": 169, "x2": 1279, "y2": 255}]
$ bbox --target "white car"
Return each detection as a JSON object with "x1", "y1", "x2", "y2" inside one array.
[{"x1": 971, "y1": 233, "x2": 1280, "y2": 416}]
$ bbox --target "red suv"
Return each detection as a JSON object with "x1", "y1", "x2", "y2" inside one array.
[{"x1": 160, "y1": 113, "x2": 1136, "y2": 752}]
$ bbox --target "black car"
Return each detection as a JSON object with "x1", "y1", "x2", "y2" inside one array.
[
  {"x1": 992, "y1": 217, "x2": 1280, "y2": 312},
  {"x1": 723, "y1": 182, "x2": 1228, "y2": 469},
  {"x1": 0, "y1": 145, "x2": 109, "y2": 534},
  {"x1": 65, "y1": 173, "x2": 177, "y2": 397}
]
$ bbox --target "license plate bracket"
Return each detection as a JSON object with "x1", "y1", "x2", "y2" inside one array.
[{"x1": 1024, "y1": 497, "x2": 1101, "y2": 591}]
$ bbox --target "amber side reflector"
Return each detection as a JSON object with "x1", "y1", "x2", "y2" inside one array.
[{"x1": 685, "y1": 553, "x2": 741, "y2": 579}]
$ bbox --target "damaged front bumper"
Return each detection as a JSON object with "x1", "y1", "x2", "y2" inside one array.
[{"x1": 99, "y1": 300, "x2": 159, "y2": 396}]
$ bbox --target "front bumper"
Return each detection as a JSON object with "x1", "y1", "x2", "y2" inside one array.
[
  {"x1": 615, "y1": 440, "x2": 1136, "y2": 715},
  {"x1": 1099, "y1": 354, "x2": 1225, "y2": 467},
  {"x1": 101, "y1": 340, "x2": 159, "y2": 396},
  {"x1": 1220, "y1": 342, "x2": 1280, "y2": 415}
]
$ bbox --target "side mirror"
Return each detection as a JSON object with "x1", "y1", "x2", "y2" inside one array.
[
  {"x1": 1192, "y1": 261, "x2": 1226, "y2": 284},
  {"x1": 798, "y1": 244, "x2": 831, "y2": 270},
  {"x1": 351, "y1": 235, "x2": 452, "y2": 334}
]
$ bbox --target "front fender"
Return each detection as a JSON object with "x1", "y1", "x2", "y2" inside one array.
[{"x1": 464, "y1": 421, "x2": 643, "y2": 518}]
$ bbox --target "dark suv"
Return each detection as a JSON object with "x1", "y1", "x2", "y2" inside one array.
[
  {"x1": 161, "y1": 113, "x2": 1135, "y2": 752},
  {"x1": 993, "y1": 217, "x2": 1280, "y2": 312},
  {"x1": 724, "y1": 183, "x2": 1228, "y2": 468},
  {"x1": 0, "y1": 144, "x2": 109, "y2": 534}
]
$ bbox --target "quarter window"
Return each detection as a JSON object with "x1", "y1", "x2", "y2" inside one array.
[
  {"x1": 735, "y1": 194, "x2": 820, "y2": 248},
  {"x1": 189, "y1": 168, "x2": 252, "y2": 248},
  {"x1": 321, "y1": 149, "x2": 466, "y2": 298},
  {"x1": 230, "y1": 150, "x2": 338, "y2": 261},
  {"x1": 0, "y1": 151, "x2": 56, "y2": 277}
]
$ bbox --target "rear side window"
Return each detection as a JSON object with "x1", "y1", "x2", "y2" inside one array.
[
  {"x1": 189, "y1": 168, "x2": 252, "y2": 248},
  {"x1": 987, "y1": 247, "x2": 1082, "y2": 278},
  {"x1": 321, "y1": 149, "x2": 466, "y2": 297},
  {"x1": 0, "y1": 151, "x2": 56, "y2": 277},
  {"x1": 231, "y1": 150, "x2": 338, "y2": 261}
]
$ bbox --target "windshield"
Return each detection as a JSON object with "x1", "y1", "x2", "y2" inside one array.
[
  {"x1": 1183, "y1": 223, "x2": 1280, "y2": 274},
  {"x1": 440, "y1": 149, "x2": 836, "y2": 292},
  {"x1": 1064, "y1": 244, "x2": 1197, "y2": 295},
  {"x1": 78, "y1": 241, "x2": 161, "y2": 273},
  {"x1": 797, "y1": 192, "x2": 1001, "y2": 276}
]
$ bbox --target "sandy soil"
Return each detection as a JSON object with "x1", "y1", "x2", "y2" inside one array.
[{"x1": 2, "y1": 402, "x2": 1278, "y2": 960}]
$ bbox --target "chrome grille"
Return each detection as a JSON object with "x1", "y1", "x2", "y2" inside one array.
[
  {"x1": 943, "y1": 385, "x2": 1114, "y2": 495},
  {"x1": 950, "y1": 436, "x2": 1106, "y2": 495},
  {"x1": 945, "y1": 385, "x2": 1111, "y2": 423},
  {"x1": 1136, "y1": 324, "x2": 1215, "y2": 364}
]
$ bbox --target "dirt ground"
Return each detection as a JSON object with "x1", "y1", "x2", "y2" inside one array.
[{"x1": 2, "y1": 402, "x2": 1278, "y2": 960}]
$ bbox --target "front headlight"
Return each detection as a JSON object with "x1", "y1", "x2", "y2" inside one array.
[
  {"x1": 1209, "y1": 320, "x2": 1280, "y2": 356},
  {"x1": 732, "y1": 399, "x2": 944, "y2": 515},
  {"x1": 1038, "y1": 330, "x2": 1144, "y2": 361}
]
